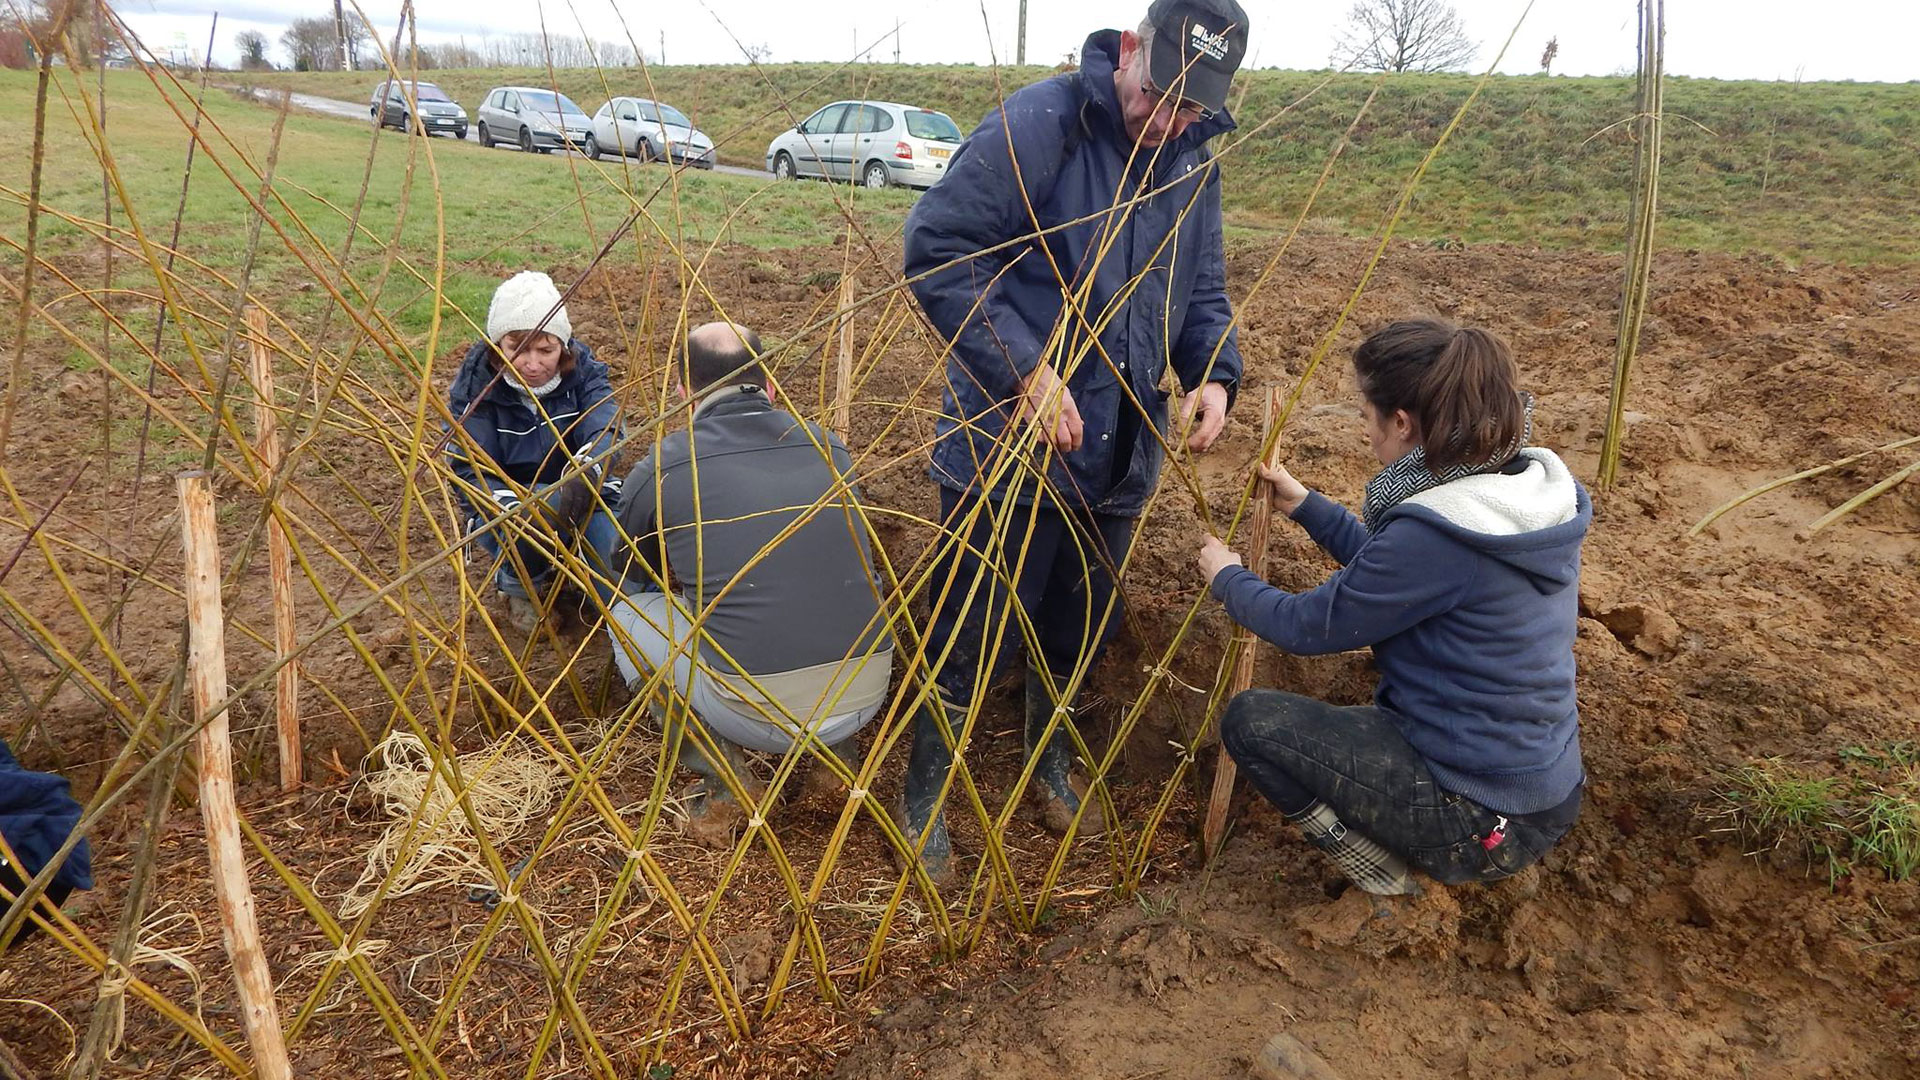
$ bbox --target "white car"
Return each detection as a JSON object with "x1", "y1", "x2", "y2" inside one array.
[
  {"x1": 765, "y1": 100, "x2": 964, "y2": 190},
  {"x1": 475, "y1": 86, "x2": 592, "y2": 154},
  {"x1": 586, "y1": 97, "x2": 715, "y2": 169}
]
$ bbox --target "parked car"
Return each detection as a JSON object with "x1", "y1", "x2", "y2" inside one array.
[
  {"x1": 475, "y1": 86, "x2": 593, "y2": 154},
  {"x1": 586, "y1": 97, "x2": 715, "y2": 168},
  {"x1": 368, "y1": 79, "x2": 466, "y2": 139},
  {"x1": 765, "y1": 100, "x2": 964, "y2": 190}
]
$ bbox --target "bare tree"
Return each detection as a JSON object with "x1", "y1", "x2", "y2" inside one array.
[
  {"x1": 1539, "y1": 35, "x2": 1559, "y2": 75},
  {"x1": 235, "y1": 29, "x2": 271, "y2": 70},
  {"x1": 278, "y1": 13, "x2": 370, "y2": 71},
  {"x1": 1333, "y1": 0, "x2": 1478, "y2": 73}
]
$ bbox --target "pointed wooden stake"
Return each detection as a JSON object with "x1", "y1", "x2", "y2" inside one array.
[
  {"x1": 177, "y1": 471, "x2": 294, "y2": 1080},
  {"x1": 245, "y1": 306, "x2": 300, "y2": 792},
  {"x1": 831, "y1": 273, "x2": 855, "y2": 437},
  {"x1": 1204, "y1": 388, "x2": 1283, "y2": 861}
]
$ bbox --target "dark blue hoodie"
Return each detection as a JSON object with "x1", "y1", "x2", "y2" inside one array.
[
  {"x1": 0, "y1": 736, "x2": 92, "y2": 896},
  {"x1": 1211, "y1": 448, "x2": 1591, "y2": 815},
  {"x1": 903, "y1": 30, "x2": 1243, "y2": 517}
]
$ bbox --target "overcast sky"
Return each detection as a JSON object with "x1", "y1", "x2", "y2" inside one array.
[{"x1": 114, "y1": 0, "x2": 1920, "y2": 83}]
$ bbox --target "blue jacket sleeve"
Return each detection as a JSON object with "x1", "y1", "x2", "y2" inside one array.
[
  {"x1": 1290, "y1": 491, "x2": 1370, "y2": 567},
  {"x1": 902, "y1": 93, "x2": 1069, "y2": 403},
  {"x1": 1171, "y1": 160, "x2": 1241, "y2": 403},
  {"x1": 565, "y1": 345, "x2": 624, "y2": 498},
  {"x1": 1208, "y1": 518, "x2": 1475, "y2": 656},
  {"x1": 446, "y1": 384, "x2": 513, "y2": 523}
]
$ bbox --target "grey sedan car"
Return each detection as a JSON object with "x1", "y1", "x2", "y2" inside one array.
[
  {"x1": 586, "y1": 97, "x2": 714, "y2": 168},
  {"x1": 475, "y1": 86, "x2": 592, "y2": 154}
]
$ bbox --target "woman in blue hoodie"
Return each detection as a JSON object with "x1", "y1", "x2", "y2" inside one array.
[
  {"x1": 447, "y1": 271, "x2": 624, "y2": 629},
  {"x1": 1198, "y1": 319, "x2": 1590, "y2": 896}
]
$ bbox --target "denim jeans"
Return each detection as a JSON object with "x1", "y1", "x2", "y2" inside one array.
[
  {"x1": 924, "y1": 485, "x2": 1137, "y2": 702},
  {"x1": 1220, "y1": 689, "x2": 1580, "y2": 885},
  {"x1": 470, "y1": 488, "x2": 619, "y2": 604}
]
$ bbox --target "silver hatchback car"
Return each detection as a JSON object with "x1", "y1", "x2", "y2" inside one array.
[
  {"x1": 765, "y1": 100, "x2": 963, "y2": 189},
  {"x1": 475, "y1": 86, "x2": 592, "y2": 154},
  {"x1": 586, "y1": 97, "x2": 715, "y2": 168}
]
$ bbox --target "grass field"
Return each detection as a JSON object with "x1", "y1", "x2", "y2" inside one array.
[
  {"x1": 0, "y1": 67, "x2": 917, "y2": 341},
  {"x1": 4, "y1": 59, "x2": 1916, "y2": 357},
  {"x1": 248, "y1": 62, "x2": 1920, "y2": 263}
]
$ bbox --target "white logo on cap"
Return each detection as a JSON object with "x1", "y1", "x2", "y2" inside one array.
[{"x1": 1190, "y1": 22, "x2": 1231, "y2": 61}]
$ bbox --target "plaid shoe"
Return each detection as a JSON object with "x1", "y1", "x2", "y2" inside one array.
[{"x1": 1287, "y1": 801, "x2": 1421, "y2": 897}]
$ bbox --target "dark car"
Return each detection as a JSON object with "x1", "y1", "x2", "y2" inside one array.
[{"x1": 369, "y1": 80, "x2": 468, "y2": 139}]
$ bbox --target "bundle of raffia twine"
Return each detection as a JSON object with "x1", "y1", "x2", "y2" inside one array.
[{"x1": 337, "y1": 731, "x2": 565, "y2": 920}]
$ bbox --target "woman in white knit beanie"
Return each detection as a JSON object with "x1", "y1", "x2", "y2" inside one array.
[{"x1": 445, "y1": 271, "x2": 626, "y2": 631}]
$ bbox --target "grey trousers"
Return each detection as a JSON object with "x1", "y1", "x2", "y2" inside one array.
[{"x1": 607, "y1": 591, "x2": 880, "y2": 759}]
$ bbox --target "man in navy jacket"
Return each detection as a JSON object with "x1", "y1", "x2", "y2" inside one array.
[{"x1": 901, "y1": 0, "x2": 1249, "y2": 877}]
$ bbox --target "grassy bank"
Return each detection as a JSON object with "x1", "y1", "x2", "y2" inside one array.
[
  {"x1": 0, "y1": 67, "x2": 916, "y2": 340},
  {"x1": 250, "y1": 63, "x2": 1920, "y2": 263}
]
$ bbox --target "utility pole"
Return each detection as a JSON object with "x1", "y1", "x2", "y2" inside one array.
[
  {"x1": 1016, "y1": 0, "x2": 1027, "y2": 65},
  {"x1": 894, "y1": 18, "x2": 901, "y2": 63},
  {"x1": 332, "y1": 0, "x2": 349, "y2": 70},
  {"x1": 659, "y1": 30, "x2": 665, "y2": 64}
]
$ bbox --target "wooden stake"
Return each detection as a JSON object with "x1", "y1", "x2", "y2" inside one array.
[
  {"x1": 1204, "y1": 388, "x2": 1283, "y2": 860},
  {"x1": 177, "y1": 471, "x2": 293, "y2": 1080},
  {"x1": 246, "y1": 307, "x2": 301, "y2": 792},
  {"x1": 831, "y1": 273, "x2": 855, "y2": 437}
]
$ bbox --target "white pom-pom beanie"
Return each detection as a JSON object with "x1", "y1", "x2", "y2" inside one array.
[{"x1": 486, "y1": 270, "x2": 572, "y2": 345}]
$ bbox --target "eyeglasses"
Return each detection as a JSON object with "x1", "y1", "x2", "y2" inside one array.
[{"x1": 1140, "y1": 75, "x2": 1214, "y2": 123}]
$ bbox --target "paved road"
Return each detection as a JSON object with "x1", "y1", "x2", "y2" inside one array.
[{"x1": 244, "y1": 87, "x2": 766, "y2": 178}]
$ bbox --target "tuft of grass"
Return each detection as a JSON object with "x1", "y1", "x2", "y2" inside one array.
[
  {"x1": 1723, "y1": 760, "x2": 1843, "y2": 836},
  {"x1": 1853, "y1": 784, "x2": 1920, "y2": 882},
  {"x1": 1719, "y1": 758, "x2": 1920, "y2": 884}
]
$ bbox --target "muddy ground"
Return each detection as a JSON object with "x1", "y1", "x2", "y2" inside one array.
[{"x1": 2, "y1": 235, "x2": 1916, "y2": 1078}]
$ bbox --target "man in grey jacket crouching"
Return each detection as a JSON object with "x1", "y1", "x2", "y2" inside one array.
[{"x1": 609, "y1": 322, "x2": 894, "y2": 847}]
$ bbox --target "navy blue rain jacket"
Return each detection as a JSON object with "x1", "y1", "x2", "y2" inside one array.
[
  {"x1": 0, "y1": 737, "x2": 92, "y2": 895},
  {"x1": 445, "y1": 339, "x2": 623, "y2": 521},
  {"x1": 903, "y1": 30, "x2": 1243, "y2": 517}
]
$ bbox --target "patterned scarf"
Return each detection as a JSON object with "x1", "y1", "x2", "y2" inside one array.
[{"x1": 1360, "y1": 393, "x2": 1535, "y2": 533}]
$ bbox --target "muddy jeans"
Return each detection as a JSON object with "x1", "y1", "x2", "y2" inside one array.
[{"x1": 1221, "y1": 689, "x2": 1581, "y2": 885}]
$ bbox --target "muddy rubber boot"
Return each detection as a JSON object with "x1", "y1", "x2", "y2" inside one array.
[
  {"x1": 897, "y1": 698, "x2": 957, "y2": 889},
  {"x1": 505, "y1": 594, "x2": 541, "y2": 633},
  {"x1": 791, "y1": 737, "x2": 857, "y2": 818},
  {"x1": 681, "y1": 778, "x2": 766, "y2": 850},
  {"x1": 1024, "y1": 666, "x2": 1107, "y2": 837},
  {"x1": 1287, "y1": 801, "x2": 1420, "y2": 897}
]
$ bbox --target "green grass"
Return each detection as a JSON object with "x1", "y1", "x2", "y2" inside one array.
[
  {"x1": 1719, "y1": 757, "x2": 1920, "y2": 884},
  {"x1": 248, "y1": 64, "x2": 1920, "y2": 263},
  {"x1": 0, "y1": 67, "x2": 917, "y2": 351}
]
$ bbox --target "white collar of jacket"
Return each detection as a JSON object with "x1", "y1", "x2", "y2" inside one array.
[
  {"x1": 690, "y1": 383, "x2": 770, "y2": 422},
  {"x1": 501, "y1": 367, "x2": 564, "y2": 399},
  {"x1": 1397, "y1": 447, "x2": 1578, "y2": 537}
]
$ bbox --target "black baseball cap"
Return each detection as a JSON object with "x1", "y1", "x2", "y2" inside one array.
[{"x1": 1145, "y1": 0, "x2": 1250, "y2": 114}]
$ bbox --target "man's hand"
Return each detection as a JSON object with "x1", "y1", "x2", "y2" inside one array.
[
  {"x1": 1017, "y1": 365, "x2": 1084, "y2": 453},
  {"x1": 1197, "y1": 534, "x2": 1244, "y2": 587},
  {"x1": 1179, "y1": 382, "x2": 1230, "y2": 452},
  {"x1": 1257, "y1": 462, "x2": 1311, "y2": 517}
]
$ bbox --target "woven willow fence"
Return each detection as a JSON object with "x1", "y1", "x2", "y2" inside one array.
[{"x1": 0, "y1": 6, "x2": 1541, "y2": 1077}]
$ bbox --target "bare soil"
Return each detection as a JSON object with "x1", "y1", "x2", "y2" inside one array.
[{"x1": 2, "y1": 235, "x2": 1916, "y2": 1078}]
